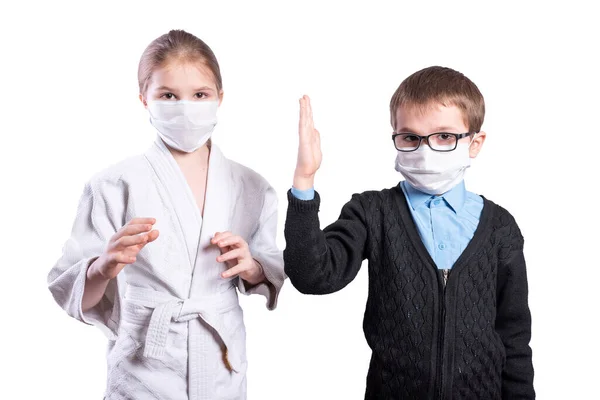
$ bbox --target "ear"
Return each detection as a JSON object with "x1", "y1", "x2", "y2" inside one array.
[
  {"x1": 469, "y1": 131, "x2": 486, "y2": 158},
  {"x1": 139, "y1": 94, "x2": 148, "y2": 109},
  {"x1": 218, "y1": 90, "x2": 224, "y2": 106}
]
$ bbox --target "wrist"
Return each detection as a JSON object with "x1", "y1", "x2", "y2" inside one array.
[
  {"x1": 293, "y1": 173, "x2": 315, "y2": 191},
  {"x1": 87, "y1": 256, "x2": 110, "y2": 282},
  {"x1": 244, "y1": 259, "x2": 266, "y2": 286}
]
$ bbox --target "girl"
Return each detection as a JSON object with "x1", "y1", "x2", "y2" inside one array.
[{"x1": 48, "y1": 30, "x2": 285, "y2": 400}]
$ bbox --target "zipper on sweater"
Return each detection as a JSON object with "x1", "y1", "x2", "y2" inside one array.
[{"x1": 437, "y1": 269, "x2": 450, "y2": 399}]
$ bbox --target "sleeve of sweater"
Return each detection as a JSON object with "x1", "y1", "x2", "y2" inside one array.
[
  {"x1": 283, "y1": 189, "x2": 368, "y2": 295},
  {"x1": 496, "y1": 221, "x2": 535, "y2": 399}
]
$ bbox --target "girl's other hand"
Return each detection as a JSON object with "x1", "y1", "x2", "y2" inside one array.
[{"x1": 212, "y1": 231, "x2": 265, "y2": 285}]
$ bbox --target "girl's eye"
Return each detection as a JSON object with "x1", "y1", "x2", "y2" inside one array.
[
  {"x1": 161, "y1": 93, "x2": 176, "y2": 100},
  {"x1": 194, "y1": 92, "x2": 207, "y2": 99}
]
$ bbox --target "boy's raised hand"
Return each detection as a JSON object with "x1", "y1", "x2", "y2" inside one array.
[{"x1": 294, "y1": 95, "x2": 322, "y2": 190}]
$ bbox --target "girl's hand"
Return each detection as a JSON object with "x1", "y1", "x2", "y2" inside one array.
[
  {"x1": 212, "y1": 231, "x2": 265, "y2": 286},
  {"x1": 294, "y1": 95, "x2": 322, "y2": 190},
  {"x1": 89, "y1": 218, "x2": 159, "y2": 280}
]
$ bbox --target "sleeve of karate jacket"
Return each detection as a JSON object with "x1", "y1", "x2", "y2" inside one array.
[
  {"x1": 496, "y1": 219, "x2": 535, "y2": 399},
  {"x1": 239, "y1": 184, "x2": 286, "y2": 310},
  {"x1": 283, "y1": 189, "x2": 368, "y2": 295},
  {"x1": 47, "y1": 179, "x2": 124, "y2": 340}
]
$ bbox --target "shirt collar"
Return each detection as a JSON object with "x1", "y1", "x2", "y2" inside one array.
[
  {"x1": 442, "y1": 180, "x2": 466, "y2": 213},
  {"x1": 401, "y1": 180, "x2": 432, "y2": 210},
  {"x1": 400, "y1": 180, "x2": 466, "y2": 214}
]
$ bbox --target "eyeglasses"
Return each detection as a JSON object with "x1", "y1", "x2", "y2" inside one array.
[{"x1": 392, "y1": 132, "x2": 474, "y2": 152}]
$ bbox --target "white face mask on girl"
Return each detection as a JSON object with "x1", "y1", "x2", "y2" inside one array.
[
  {"x1": 395, "y1": 136, "x2": 476, "y2": 195},
  {"x1": 148, "y1": 100, "x2": 219, "y2": 153}
]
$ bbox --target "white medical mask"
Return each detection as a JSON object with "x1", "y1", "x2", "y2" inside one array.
[
  {"x1": 395, "y1": 138, "x2": 475, "y2": 195},
  {"x1": 148, "y1": 100, "x2": 219, "y2": 153}
]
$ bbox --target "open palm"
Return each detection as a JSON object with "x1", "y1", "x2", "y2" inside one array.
[{"x1": 295, "y1": 95, "x2": 322, "y2": 184}]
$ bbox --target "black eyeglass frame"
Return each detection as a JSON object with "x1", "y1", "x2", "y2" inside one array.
[{"x1": 391, "y1": 132, "x2": 476, "y2": 152}]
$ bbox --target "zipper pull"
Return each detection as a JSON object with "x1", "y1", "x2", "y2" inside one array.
[{"x1": 442, "y1": 269, "x2": 449, "y2": 286}]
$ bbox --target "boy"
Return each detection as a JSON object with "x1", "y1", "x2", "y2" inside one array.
[{"x1": 284, "y1": 67, "x2": 534, "y2": 399}]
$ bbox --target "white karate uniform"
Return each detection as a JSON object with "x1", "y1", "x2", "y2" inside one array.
[{"x1": 48, "y1": 138, "x2": 285, "y2": 399}]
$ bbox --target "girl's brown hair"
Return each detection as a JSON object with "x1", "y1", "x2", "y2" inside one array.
[
  {"x1": 390, "y1": 66, "x2": 485, "y2": 132},
  {"x1": 138, "y1": 30, "x2": 223, "y2": 96}
]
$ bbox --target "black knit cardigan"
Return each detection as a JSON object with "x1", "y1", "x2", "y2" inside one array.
[{"x1": 283, "y1": 187, "x2": 535, "y2": 399}]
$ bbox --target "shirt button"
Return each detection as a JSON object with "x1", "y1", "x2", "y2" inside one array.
[
  {"x1": 433, "y1": 199, "x2": 441, "y2": 206},
  {"x1": 438, "y1": 243, "x2": 446, "y2": 250}
]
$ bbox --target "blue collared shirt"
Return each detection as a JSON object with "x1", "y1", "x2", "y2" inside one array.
[
  {"x1": 291, "y1": 180, "x2": 483, "y2": 270},
  {"x1": 399, "y1": 180, "x2": 483, "y2": 269}
]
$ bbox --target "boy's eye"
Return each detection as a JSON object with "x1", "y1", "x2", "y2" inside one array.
[
  {"x1": 437, "y1": 133, "x2": 453, "y2": 141},
  {"x1": 402, "y1": 134, "x2": 420, "y2": 142}
]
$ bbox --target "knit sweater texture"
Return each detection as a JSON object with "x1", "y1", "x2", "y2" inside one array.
[{"x1": 283, "y1": 187, "x2": 534, "y2": 399}]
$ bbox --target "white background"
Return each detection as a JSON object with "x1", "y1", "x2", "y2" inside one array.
[{"x1": 1, "y1": 1, "x2": 598, "y2": 399}]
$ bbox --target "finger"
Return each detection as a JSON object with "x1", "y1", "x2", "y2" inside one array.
[
  {"x1": 216, "y1": 235, "x2": 247, "y2": 249},
  {"x1": 146, "y1": 230, "x2": 160, "y2": 243},
  {"x1": 217, "y1": 245, "x2": 235, "y2": 255},
  {"x1": 113, "y1": 233, "x2": 149, "y2": 249},
  {"x1": 211, "y1": 231, "x2": 233, "y2": 244},
  {"x1": 304, "y1": 97, "x2": 312, "y2": 129},
  {"x1": 122, "y1": 246, "x2": 142, "y2": 257},
  {"x1": 113, "y1": 222, "x2": 153, "y2": 240},
  {"x1": 301, "y1": 95, "x2": 307, "y2": 108},
  {"x1": 212, "y1": 232, "x2": 236, "y2": 246},
  {"x1": 306, "y1": 96, "x2": 314, "y2": 128},
  {"x1": 211, "y1": 231, "x2": 232, "y2": 243},
  {"x1": 119, "y1": 223, "x2": 154, "y2": 238},
  {"x1": 127, "y1": 217, "x2": 156, "y2": 226},
  {"x1": 221, "y1": 262, "x2": 251, "y2": 279},
  {"x1": 315, "y1": 128, "x2": 321, "y2": 146},
  {"x1": 299, "y1": 97, "x2": 306, "y2": 128},
  {"x1": 217, "y1": 248, "x2": 244, "y2": 263},
  {"x1": 131, "y1": 230, "x2": 160, "y2": 252},
  {"x1": 108, "y1": 252, "x2": 136, "y2": 265}
]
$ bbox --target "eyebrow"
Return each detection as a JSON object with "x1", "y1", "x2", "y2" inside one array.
[
  {"x1": 432, "y1": 126, "x2": 461, "y2": 132},
  {"x1": 155, "y1": 85, "x2": 215, "y2": 92},
  {"x1": 395, "y1": 126, "x2": 462, "y2": 134},
  {"x1": 395, "y1": 127, "x2": 418, "y2": 133}
]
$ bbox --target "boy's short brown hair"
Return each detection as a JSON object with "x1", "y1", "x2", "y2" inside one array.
[{"x1": 390, "y1": 66, "x2": 485, "y2": 132}]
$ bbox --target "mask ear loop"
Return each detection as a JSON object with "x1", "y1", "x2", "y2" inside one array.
[{"x1": 468, "y1": 132, "x2": 479, "y2": 147}]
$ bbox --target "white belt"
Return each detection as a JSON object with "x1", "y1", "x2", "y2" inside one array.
[{"x1": 123, "y1": 285, "x2": 241, "y2": 371}]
